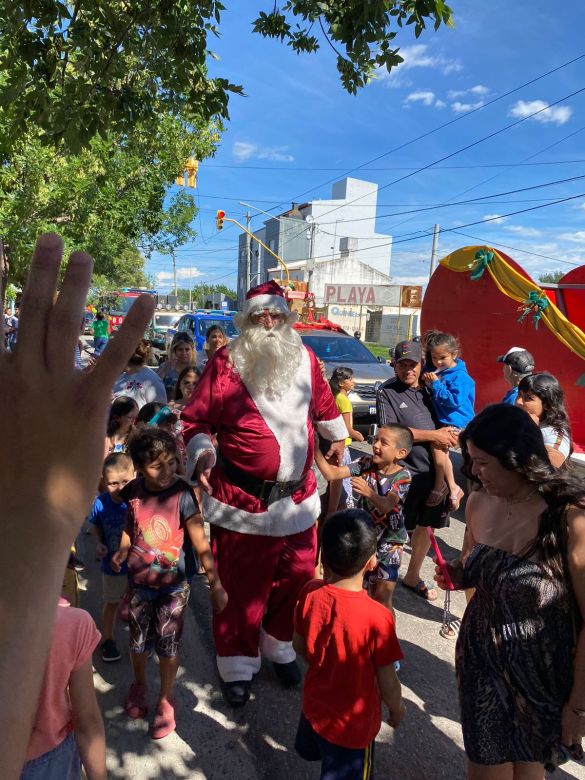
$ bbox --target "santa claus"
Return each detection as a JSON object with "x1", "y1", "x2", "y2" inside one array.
[{"x1": 181, "y1": 280, "x2": 347, "y2": 706}]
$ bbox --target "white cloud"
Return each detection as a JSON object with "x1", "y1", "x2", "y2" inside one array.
[
  {"x1": 483, "y1": 214, "x2": 507, "y2": 224},
  {"x1": 155, "y1": 267, "x2": 203, "y2": 285},
  {"x1": 504, "y1": 225, "x2": 542, "y2": 237},
  {"x1": 578, "y1": 202, "x2": 585, "y2": 212},
  {"x1": 435, "y1": 100, "x2": 446, "y2": 109},
  {"x1": 233, "y1": 141, "x2": 294, "y2": 163},
  {"x1": 448, "y1": 84, "x2": 489, "y2": 100},
  {"x1": 378, "y1": 44, "x2": 461, "y2": 87},
  {"x1": 451, "y1": 100, "x2": 485, "y2": 113},
  {"x1": 558, "y1": 231, "x2": 585, "y2": 243},
  {"x1": 404, "y1": 90, "x2": 436, "y2": 106},
  {"x1": 470, "y1": 84, "x2": 490, "y2": 96},
  {"x1": 508, "y1": 100, "x2": 572, "y2": 126}
]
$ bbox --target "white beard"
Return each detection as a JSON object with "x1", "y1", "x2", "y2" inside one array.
[{"x1": 230, "y1": 321, "x2": 304, "y2": 399}]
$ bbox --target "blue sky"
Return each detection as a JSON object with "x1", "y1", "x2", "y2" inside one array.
[{"x1": 148, "y1": 1, "x2": 585, "y2": 292}]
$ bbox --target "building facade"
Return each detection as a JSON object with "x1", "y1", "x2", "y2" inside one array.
[{"x1": 236, "y1": 177, "x2": 393, "y2": 308}]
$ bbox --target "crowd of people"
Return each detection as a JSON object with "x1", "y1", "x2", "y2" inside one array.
[{"x1": 2, "y1": 235, "x2": 585, "y2": 780}]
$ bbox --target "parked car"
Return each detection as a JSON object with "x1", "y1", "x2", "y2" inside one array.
[
  {"x1": 165, "y1": 311, "x2": 238, "y2": 356},
  {"x1": 295, "y1": 325, "x2": 394, "y2": 432},
  {"x1": 146, "y1": 310, "x2": 183, "y2": 362}
]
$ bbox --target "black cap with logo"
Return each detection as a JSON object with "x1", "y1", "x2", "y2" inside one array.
[{"x1": 393, "y1": 340, "x2": 423, "y2": 364}]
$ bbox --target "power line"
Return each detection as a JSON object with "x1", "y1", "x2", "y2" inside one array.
[
  {"x1": 201, "y1": 158, "x2": 585, "y2": 172},
  {"x1": 300, "y1": 189, "x2": 585, "y2": 262},
  {"x1": 312, "y1": 85, "x2": 585, "y2": 223},
  {"x1": 259, "y1": 52, "x2": 585, "y2": 217},
  {"x1": 449, "y1": 230, "x2": 582, "y2": 267},
  {"x1": 311, "y1": 172, "x2": 585, "y2": 229}
]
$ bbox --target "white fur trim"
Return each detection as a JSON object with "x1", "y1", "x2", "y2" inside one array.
[
  {"x1": 242, "y1": 348, "x2": 312, "y2": 482},
  {"x1": 259, "y1": 628, "x2": 296, "y2": 664},
  {"x1": 201, "y1": 490, "x2": 320, "y2": 536},
  {"x1": 216, "y1": 654, "x2": 261, "y2": 683},
  {"x1": 243, "y1": 293, "x2": 290, "y2": 316},
  {"x1": 186, "y1": 433, "x2": 216, "y2": 484},
  {"x1": 317, "y1": 416, "x2": 349, "y2": 442}
]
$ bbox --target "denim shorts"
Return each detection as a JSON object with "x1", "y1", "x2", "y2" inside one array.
[
  {"x1": 21, "y1": 732, "x2": 80, "y2": 780},
  {"x1": 295, "y1": 713, "x2": 375, "y2": 780}
]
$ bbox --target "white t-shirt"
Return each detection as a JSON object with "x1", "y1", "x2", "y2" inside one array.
[
  {"x1": 112, "y1": 366, "x2": 166, "y2": 409},
  {"x1": 540, "y1": 425, "x2": 571, "y2": 460}
]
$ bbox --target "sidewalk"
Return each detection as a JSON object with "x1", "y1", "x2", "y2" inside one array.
[{"x1": 77, "y1": 489, "x2": 582, "y2": 778}]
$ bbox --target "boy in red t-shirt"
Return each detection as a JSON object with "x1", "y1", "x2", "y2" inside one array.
[{"x1": 293, "y1": 509, "x2": 404, "y2": 779}]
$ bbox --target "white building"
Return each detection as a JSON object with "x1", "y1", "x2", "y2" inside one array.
[{"x1": 237, "y1": 177, "x2": 393, "y2": 307}]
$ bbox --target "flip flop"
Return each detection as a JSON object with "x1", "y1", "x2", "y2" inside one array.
[
  {"x1": 401, "y1": 579, "x2": 438, "y2": 601},
  {"x1": 425, "y1": 486, "x2": 448, "y2": 507}
]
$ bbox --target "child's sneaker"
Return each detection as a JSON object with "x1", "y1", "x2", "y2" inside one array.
[
  {"x1": 150, "y1": 698, "x2": 176, "y2": 739},
  {"x1": 124, "y1": 682, "x2": 148, "y2": 719},
  {"x1": 101, "y1": 639, "x2": 121, "y2": 663}
]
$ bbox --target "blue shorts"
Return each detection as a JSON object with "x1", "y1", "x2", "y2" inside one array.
[
  {"x1": 295, "y1": 713, "x2": 375, "y2": 780},
  {"x1": 21, "y1": 732, "x2": 80, "y2": 780}
]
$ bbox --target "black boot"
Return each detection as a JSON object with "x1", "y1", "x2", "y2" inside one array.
[
  {"x1": 219, "y1": 679, "x2": 252, "y2": 708},
  {"x1": 273, "y1": 660, "x2": 301, "y2": 689}
]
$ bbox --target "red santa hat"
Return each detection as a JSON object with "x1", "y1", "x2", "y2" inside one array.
[{"x1": 242, "y1": 280, "x2": 291, "y2": 317}]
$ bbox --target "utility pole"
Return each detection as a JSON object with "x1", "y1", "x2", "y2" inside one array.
[
  {"x1": 245, "y1": 211, "x2": 251, "y2": 293},
  {"x1": 306, "y1": 218, "x2": 316, "y2": 293},
  {"x1": 429, "y1": 224, "x2": 440, "y2": 281},
  {"x1": 172, "y1": 250, "x2": 177, "y2": 297}
]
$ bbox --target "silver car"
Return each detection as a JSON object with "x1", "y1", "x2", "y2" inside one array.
[{"x1": 297, "y1": 328, "x2": 394, "y2": 431}]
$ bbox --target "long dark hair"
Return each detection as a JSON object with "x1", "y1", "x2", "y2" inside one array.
[
  {"x1": 174, "y1": 365, "x2": 202, "y2": 401},
  {"x1": 518, "y1": 372, "x2": 572, "y2": 443},
  {"x1": 329, "y1": 366, "x2": 353, "y2": 396},
  {"x1": 461, "y1": 404, "x2": 585, "y2": 577},
  {"x1": 107, "y1": 396, "x2": 139, "y2": 437}
]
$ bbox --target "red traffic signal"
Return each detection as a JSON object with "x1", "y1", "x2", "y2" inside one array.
[{"x1": 216, "y1": 210, "x2": 226, "y2": 230}]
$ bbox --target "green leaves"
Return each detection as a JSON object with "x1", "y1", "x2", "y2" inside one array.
[
  {"x1": 0, "y1": 1, "x2": 454, "y2": 153},
  {"x1": 253, "y1": 1, "x2": 454, "y2": 89}
]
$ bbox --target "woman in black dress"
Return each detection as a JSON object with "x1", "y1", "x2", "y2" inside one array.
[{"x1": 436, "y1": 404, "x2": 585, "y2": 779}]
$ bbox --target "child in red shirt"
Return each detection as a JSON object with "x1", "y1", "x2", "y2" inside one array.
[{"x1": 293, "y1": 509, "x2": 404, "y2": 779}]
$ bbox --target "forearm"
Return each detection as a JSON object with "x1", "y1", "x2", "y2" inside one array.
[
  {"x1": 75, "y1": 715, "x2": 107, "y2": 780},
  {"x1": 187, "y1": 519, "x2": 219, "y2": 586},
  {"x1": 378, "y1": 670, "x2": 402, "y2": 713},
  {"x1": 367, "y1": 491, "x2": 397, "y2": 515},
  {"x1": 410, "y1": 427, "x2": 441, "y2": 444},
  {"x1": 0, "y1": 524, "x2": 70, "y2": 779}
]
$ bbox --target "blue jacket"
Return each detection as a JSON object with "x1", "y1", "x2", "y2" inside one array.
[
  {"x1": 429, "y1": 358, "x2": 475, "y2": 428},
  {"x1": 502, "y1": 386, "x2": 518, "y2": 405}
]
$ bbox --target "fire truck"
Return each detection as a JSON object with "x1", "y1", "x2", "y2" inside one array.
[{"x1": 99, "y1": 288, "x2": 157, "y2": 333}]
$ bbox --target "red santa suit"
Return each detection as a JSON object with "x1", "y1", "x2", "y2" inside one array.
[{"x1": 181, "y1": 316, "x2": 346, "y2": 683}]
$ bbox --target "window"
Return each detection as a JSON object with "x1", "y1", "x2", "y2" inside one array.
[
  {"x1": 198, "y1": 319, "x2": 238, "y2": 338},
  {"x1": 299, "y1": 334, "x2": 378, "y2": 364}
]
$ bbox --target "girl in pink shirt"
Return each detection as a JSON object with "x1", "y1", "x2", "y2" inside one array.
[{"x1": 21, "y1": 599, "x2": 105, "y2": 780}]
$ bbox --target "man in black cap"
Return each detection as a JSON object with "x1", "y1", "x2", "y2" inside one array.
[
  {"x1": 497, "y1": 347, "x2": 535, "y2": 405},
  {"x1": 376, "y1": 340, "x2": 459, "y2": 601}
]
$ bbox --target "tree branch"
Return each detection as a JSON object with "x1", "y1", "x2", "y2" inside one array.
[{"x1": 318, "y1": 16, "x2": 343, "y2": 60}]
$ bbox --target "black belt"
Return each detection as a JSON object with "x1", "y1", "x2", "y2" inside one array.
[{"x1": 217, "y1": 451, "x2": 306, "y2": 504}]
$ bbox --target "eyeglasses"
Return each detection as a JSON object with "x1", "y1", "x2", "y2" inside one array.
[{"x1": 250, "y1": 310, "x2": 286, "y2": 324}]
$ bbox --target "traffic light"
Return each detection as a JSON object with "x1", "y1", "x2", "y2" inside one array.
[
  {"x1": 186, "y1": 157, "x2": 198, "y2": 188},
  {"x1": 175, "y1": 158, "x2": 198, "y2": 188},
  {"x1": 216, "y1": 210, "x2": 225, "y2": 230}
]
